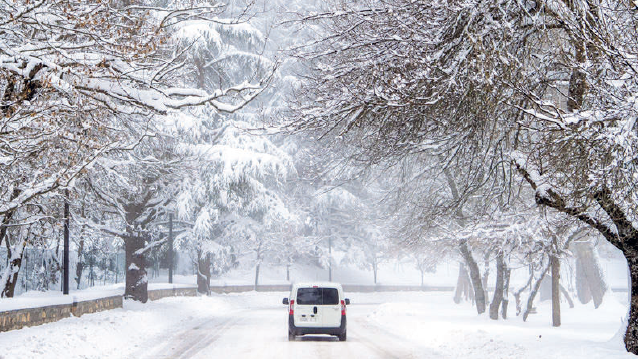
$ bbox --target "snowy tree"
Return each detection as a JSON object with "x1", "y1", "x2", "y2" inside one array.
[
  {"x1": 290, "y1": 0, "x2": 638, "y2": 350},
  {"x1": 77, "y1": 135, "x2": 185, "y2": 302},
  {"x1": 0, "y1": 208, "x2": 60, "y2": 297},
  {"x1": 174, "y1": 117, "x2": 294, "y2": 292},
  {"x1": 165, "y1": 8, "x2": 296, "y2": 292},
  {"x1": 0, "y1": 0, "x2": 271, "y2": 218},
  {"x1": 0, "y1": 0, "x2": 274, "y2": 299}
]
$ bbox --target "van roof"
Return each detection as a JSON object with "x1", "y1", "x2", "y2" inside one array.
[
  {"x1": 292, "y1": 282, "x2": 343, "y2": 290},
  {"x1": 292, "y1": 282, "x2": 341, "y2": 288}
]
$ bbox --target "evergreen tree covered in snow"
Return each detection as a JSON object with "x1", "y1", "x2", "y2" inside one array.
[{"x1": 169, "y1": 10, "x2": 297, "y2": 291}]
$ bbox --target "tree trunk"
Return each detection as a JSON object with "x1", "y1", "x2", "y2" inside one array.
[
  {"x1": 624, "y1": 249, "x2": 638, "y2": 353},
  {"x1": 453, "y1": 263, "x2": 465, "y2": 304},
  {"x1": 560, "y1": 285, "x2": 575, "y2": 308},
  {"x1": 459, "y1": 240, "x2": 486, "y2": 314},
  {"x1": 373, "y1": 263, "x2": 378, "y2": 285},
  {"x1": 489, "y1": 253, "x2": 505, "y2": 320},
  {"x1": 124, "y1": 235, "x2": 147, "y2": 303},
  {"x1": 0, "y1": 188, "x2": 21, "y2": 251},
  {"x1": 551, "y1": 238, "x2": 561, "y2": 327},
  {"x1": 287, "y1": 264, "x2": 290, "y2": 282},
  {"x1": 502, "y1": 263, "x2": 511, "y2": 319},
  {"x1": 482, "y1": 253, "x2": 490, "y2": 306},
  {"x1": 75, "y1": 239, "x2": 85, "y2": 289},
  {"x1": 454, "y1": 262, "x2": 474, "y2": 304},
  {"x1": 197, "y1": 251, "x2": 211, "y2": 295},
  {"x1": 523, "y1": 261, "x2": 549, "y2": 322},
  {"x1": 1, "y1": 240, "x2": 26, "y2": 298},
  {"x1": 573, "y1": 240, "x2": 608, "y2": 308},
  {"x1": 567, "y1": 42, "x2": 587, "y2": 112},
  {"x1": 442, "y1": 165, "x2": 482, "y2": 312},
  {"x1": 254, "y1": 263, "x2": 260, "y2": 290}
]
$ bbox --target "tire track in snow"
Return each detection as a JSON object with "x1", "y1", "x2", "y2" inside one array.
[
  {"x1": 350, "y1": 318, "x2": 410, "y2": 359},
  {"x1": 350, "y1": 316, "x2": 445, "y2": 359},
  {"x1": 138, "y1": 315, "x2": 239, "y2": 359}
]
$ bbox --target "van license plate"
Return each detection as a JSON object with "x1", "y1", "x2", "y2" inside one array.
[{"x1": 300, "y1": 317, "x2": 316, "y2": 322}]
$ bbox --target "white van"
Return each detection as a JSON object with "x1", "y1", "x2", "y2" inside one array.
[{"x1": 283, "y1": 282, "x2": 350, "y2": 341}]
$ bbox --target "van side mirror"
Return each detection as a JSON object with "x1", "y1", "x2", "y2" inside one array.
[
  {"x1": 283, "y1": 298, "x2": 289, "y2": 305},
  {"x1": 345, "y1": 298, "x2": 350, "y2": 305}
]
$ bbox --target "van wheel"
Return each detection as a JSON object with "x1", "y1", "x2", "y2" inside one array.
[
  {"x1": 288, "y1": 332, "x2": 295, "y2": 341},
  {"x1": 338, "y1": 332, "x2": 347, "y2": 341}
]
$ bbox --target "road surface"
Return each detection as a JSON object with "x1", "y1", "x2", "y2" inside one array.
[
  {"x1": 1, "y1": 290, "x2": 628, "y2": 359},
  {"x1": 134, "y1": 293, "x2": 440, "y2": 359}
]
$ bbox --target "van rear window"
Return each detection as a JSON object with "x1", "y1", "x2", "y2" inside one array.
[
  {"x1": 296, "y1": 288, "x2": 339, "y2": 305},
  {"x1": 322, "y1": 288, "x2": 339, "y2": 305}
]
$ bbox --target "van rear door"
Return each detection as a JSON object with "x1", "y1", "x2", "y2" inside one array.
[
  {"x1": 295, "y1": 287, "x2": 323, "y2": 327},
  {"x1": 320, "y1": 287, "x2": 342, "y2": 328}
]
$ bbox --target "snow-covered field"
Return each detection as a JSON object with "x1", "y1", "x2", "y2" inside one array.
[{"x1": 0, "y1": 290, "x2": 633, "y2": 359}]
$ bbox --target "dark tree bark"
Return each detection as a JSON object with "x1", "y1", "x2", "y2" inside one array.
[
  {"x1": 573, "y1": 240, "x2": 608, "y2": 308},
  {"x1": 502, "y1": 264, "x2": 511, "y2": 319},
  {"x1": 75, "y1": 238, "x2": 85, "y2": 289},
  {"x1": 454, "y1": 263, "x2": 474, "y2": 304},
  {"x1": 124, "y1": 235, "x2": 147, "y2": 303},
  {"x1": 254, "y1": 263, "x2": 260, "y2": 290},
  {"x1": 0, "y1": 188, "x2": 21, "y2": 252},
  {"x1": 442, "y1": 166, "x2": 485, "y2": 314},
  {"x1": 551, "y1": 235, "x2": 561, "y2": 327},
  {"x1": 482, "y1": 253, "x2": 490, "y2": 306},
  {"x1": 523, "y1": 260, "x2": 549, "y2": 322},
  {"x1": 514, "y1": 266, "x2": 534, "y2": 316},
  {"x1": 373, "y1": 262, "x2": 378, "y2": 285},
  {"x1": 560, "y1": 285, "x2": 575, "y2": 309},
  {"x1": 459, "y1": 240, "x2": 486, "y2": 314},
  {"x1": 625, "y1": 249, "x2": 638, "y2": 353},
  {"x1": 197, "y1": 251, "x2": 211, "y2": 295},
  {"x1": 567, "y1": 43, "x2": 587, "y2": 112},
  {"x1": 489, "y1": 253, "x2": 505, "y2": 320},
  {"x1": 1, "y1": 241, "x2": 26, "y2": 298}
]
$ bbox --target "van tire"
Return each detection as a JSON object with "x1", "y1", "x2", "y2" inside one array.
[
  {"x1": 338, "y1": 332, "x2": 347, "y2": 341},
  {"x1": 288, "y1": 332, "x2": 295, "y2": 341}
]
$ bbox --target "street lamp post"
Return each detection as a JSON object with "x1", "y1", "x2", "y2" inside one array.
[{"x1": 63, "y1": 189, "x2": 70, "y2": 295}]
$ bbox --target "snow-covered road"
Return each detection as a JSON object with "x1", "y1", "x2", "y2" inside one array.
[
  {"x1": 134, "y1": 297, "x2": 434, "y2": 359},
  {"x1": 0, "y1": 291, "x2": 634, "y2": 359}
]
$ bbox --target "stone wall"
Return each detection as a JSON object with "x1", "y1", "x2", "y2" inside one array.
[
  {"x1": 0, "y1": 295, "x2": 122, "y2": 333},
  {"x1": 0, "y1": 287, "x2": 197, "y2": 333},
  {"x1": 147, "y1": 287, "x2": 197, "y2": 301}
]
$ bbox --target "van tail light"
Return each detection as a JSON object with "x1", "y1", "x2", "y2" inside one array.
[
  {"x1": 341, "y1": 300, "x2": 346, "y2": 316},
  {"x1": 289, "y1": 299, "x2": 295, "y2": 315}
]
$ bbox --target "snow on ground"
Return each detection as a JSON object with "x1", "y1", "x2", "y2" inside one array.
[
  {"x1": 362, "y1": 291, "x2": 632, "y2": 359},
  {"x1": 0, "y1": 290, "x2": 634, "y2": 359}
]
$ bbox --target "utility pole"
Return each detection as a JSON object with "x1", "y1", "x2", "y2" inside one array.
[
  {"x1": 63, "y1": 188, "x2": 70, "y2": 295},
  {"x1": 168, "y1": 212, "x2": 173, "y2": 284}
]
